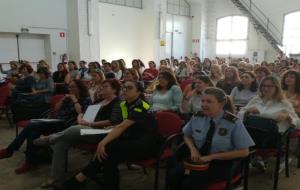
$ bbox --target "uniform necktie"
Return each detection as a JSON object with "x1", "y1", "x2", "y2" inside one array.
[{"x1": 200, "y1": 119, "x2": 216, "y2": 155}]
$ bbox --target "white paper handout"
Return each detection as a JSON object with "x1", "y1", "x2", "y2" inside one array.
[
  {"x1": 31, "y1": 119, "x2": 64, "y2": 123},
  {"x1": 80, "y1": 128, "x2": 113, "y2": 136},
  {"x1": 83, "y1": 104, "x2": 101, "y2": 122}
]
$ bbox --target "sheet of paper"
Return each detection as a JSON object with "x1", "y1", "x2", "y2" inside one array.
[
  {"x1": 31, "y1": 119, "x2": 64, "y2": 123},
  {"x1": 83, "y1": 104, "x2": 101, "y2": 122},
  {"x1": 80, "y1": 128, "x2": 112, "y2": 136}
]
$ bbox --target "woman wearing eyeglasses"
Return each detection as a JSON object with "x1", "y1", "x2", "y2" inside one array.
[
  {"x1": 0, "y1": 80, "x2": 91, "y2": 174},
  {"x1": 57, "y1": 81, "x2": 161, "y2": 190},
  {"x1": 238, "y1": 76, "x2": 300, "y2": 133},
  {"x1": 238, "y1": 76, "x2": 300, "y2": 171}
]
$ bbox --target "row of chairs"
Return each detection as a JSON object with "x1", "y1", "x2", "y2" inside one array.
[{"x1": 3, "y1": 80, "x2": 300, "y2": 190}]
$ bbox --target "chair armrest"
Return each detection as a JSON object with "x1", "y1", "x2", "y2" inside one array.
[
  {"x1": 225, "y1": 150, "x2": 255, "y2": 190},
  {"x1": 156, "y1": 133, "x2": 183, "y2": 161}
]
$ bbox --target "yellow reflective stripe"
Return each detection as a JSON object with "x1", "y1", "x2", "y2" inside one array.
[
  {"x1": 142, "y1": 101, "x2": 150, "y2": 110},
  {"x1": 120, "y1": 101, "x2": 128, "y2": 119},
  {"x1": 134, "y1": 108, "x2": 142, "y2": 112}
]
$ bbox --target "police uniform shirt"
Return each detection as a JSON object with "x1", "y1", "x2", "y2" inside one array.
[
  {"x1": 183, "y1": 111, "x2": 255, "y2": 154},
  {"x1": 120, "y1": 98, "x2": 157, "y2": 139}
]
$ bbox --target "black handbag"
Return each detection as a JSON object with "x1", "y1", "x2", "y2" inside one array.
[{"x1": 244, "y1": 115, "x2": 281, "y2": 149}]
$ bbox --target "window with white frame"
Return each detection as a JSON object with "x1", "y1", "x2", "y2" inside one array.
[
  {"x1": 167, "y1": 0, "x2": 191, "y2": 17},
  {"x1": 283, "y1": 11, "x2": 300, "y2": 55},
  {"x1": 98, "y1": 0, "x2": 142, "y2": 9},
  {"x1": 216, "y1": 16, "x2": 249, "y2": 55}
]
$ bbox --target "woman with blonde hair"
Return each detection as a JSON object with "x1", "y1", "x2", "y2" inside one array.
[
  {"x1": 88, "y1": 70, "x2": 105, "y2": 103},
  {"x1": 209, "y1": 64, "x2": 223, "y2": 86},
  {"x1": 111, "y1": 60, "x2": 123, "y2": 80},
  {"x1": 238, "y1": 76, "x2": 300, "y2": 133}
]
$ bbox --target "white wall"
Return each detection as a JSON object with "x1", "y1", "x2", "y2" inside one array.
[
  {"x1": 99, "y1": 3, "x2": 145, "y2": 65},
  {"x1": 0, "y1": 0, "x2": 68, "y2": 69},
  {"x1": 98, "y1": 1, "x2": 158, "y2": 66}
]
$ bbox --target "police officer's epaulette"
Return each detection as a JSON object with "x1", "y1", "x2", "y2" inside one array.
[
  {"x1": 223, "y1": 111, "x2": 238, "y2": 123},
  {"x1": 134, "y1": 99, "x2": 151, "y2": 111},
  {"x1": 193, "y1": 111, "x2": 205, "y2": 117},
  {"x1": 134, "y1": 99, "x2": 143, "y2": 107}
]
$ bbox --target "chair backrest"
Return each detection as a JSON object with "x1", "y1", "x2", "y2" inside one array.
[
  {"x1": 81, "y1": 80, "x2": 92, "y2": 87},
  {"x1": 0, "y1": 83, "x2": 10, "y2": 107},
  {"x1": 156, "y1": 111, "x2": 182, "y2": 137},
  {"x1": 49, "y1": 95, "x2": 65, "y2": 109},
  {"x1": 244, "y1": 115, "x2": 280, "y2": 149},
  {"x1": 180, "y1": 79, "x2": 193, "y2": 92}
]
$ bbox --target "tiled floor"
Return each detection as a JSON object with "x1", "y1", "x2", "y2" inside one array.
[{"x1": 0, "y1": 116, "x2": 300, "y2": 190}]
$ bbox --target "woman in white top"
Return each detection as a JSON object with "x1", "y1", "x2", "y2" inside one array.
[
  {"x1": 230, "y1": 71, "x2": 258, "y2": 107},
  {"x1": 176, "y1": 61, "x2": 189, "y2": 82},
  {"x1": 238, "y1": 76, "x2": 300, "y2": 133},
  {"x1": 88, "y1": 70, "x2": 105, "y2": 103},
  {"x1": 111, "y1": 61, "x2": 123, "y2": 80}
]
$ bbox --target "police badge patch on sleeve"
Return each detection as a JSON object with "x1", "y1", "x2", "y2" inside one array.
[{"x1": 218, "y1": 128, "x2": 228, "y2": 136}]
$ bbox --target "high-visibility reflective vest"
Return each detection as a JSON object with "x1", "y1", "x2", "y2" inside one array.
[{"x1": 120, "y1": 100, "x2": 150, "y2": 120}]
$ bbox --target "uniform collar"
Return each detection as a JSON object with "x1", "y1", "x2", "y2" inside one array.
[
  {"x1": 126, "y1": 98, "x2": 141, "y2": 108},
  {"x1": 210, "y1": 110, "x2": 224, "y2": 124}
]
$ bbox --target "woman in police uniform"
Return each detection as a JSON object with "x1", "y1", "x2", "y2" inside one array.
[
  {"x1": 57, "y1": 81, "x2": 161, "y2": 190},
  {"x1": 168, "y1": 87, "x2": 255, "y2": 190}
]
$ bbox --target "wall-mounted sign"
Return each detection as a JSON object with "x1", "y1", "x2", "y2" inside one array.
[
  {"x1": 59, "y1": 32, "x2": 65, "y2": 38},
  {"x1": 160, "y1": 40, "x2": 166, "y2": 46},
  {"x1": 193, "y1": 39, "x2": 200, "y2": 43}
]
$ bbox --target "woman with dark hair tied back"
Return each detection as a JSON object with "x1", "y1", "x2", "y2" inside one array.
[
  {"x1": 168, "y1": 87, "x2": 254, "y2": 190},
  {"x1": 58, "y1": 80, "x2": 161, "y2": 190},
  {"x1": 53, "y1": 63, "x2": 71, "y2": 94},
  {"x1": 230, "y1": 71, "x2": 258, "y2": 107},
  {"x1": 32, "y1": 67, "x2": 54, "y2": 104},
  {"x1": 9, "y1": 63, "x2": 42, "y2": 122},
  {"x1": 10, "y1": 63, "x2": 35, "y2": 97},
  {"x1": 150, "y1": 71, "x2": 183, "y2": 112},
  {"x1": 68, "y1": 61, "x2": 79, "y2": 80},
  {"x1": 181, "y1": 75, "x2": 214, "y2": 115}
]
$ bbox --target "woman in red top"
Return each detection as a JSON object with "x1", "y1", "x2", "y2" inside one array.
[{"x1": 142, "y1": 61, "x2": 159, "y2": 82}]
